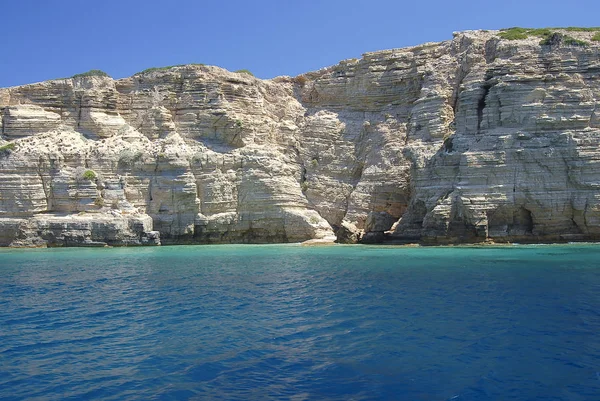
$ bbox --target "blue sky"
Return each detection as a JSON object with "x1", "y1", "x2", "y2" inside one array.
[{"x1": 2, "y1": 0, "x2": 599, "y2": 87}]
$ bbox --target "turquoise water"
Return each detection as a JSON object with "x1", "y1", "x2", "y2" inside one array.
[{"x1": 1, "y1": 244, "x2": 599, "y2": 400}]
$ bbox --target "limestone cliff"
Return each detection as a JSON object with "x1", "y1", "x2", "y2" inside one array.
[{"x1": 1, "y1": 29, "x2": 600, "y2": 246}]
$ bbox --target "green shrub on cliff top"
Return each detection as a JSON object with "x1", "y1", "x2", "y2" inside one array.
[
  {"x1": 135, "y1": 64, "x2": 205, "y2": 75},
  {"x1": 592, "y1": 32, "x2": 600, "y2": 41},
  {"x1": 234, "y1": 69, "x2": 254, "y2": 76},
  {"x1": 538, "y1": 33, "x2": 590, "y2": 47},
  {"x1": 0, "y1": 142, "x2": 16, "y2": 153},
  {"x1": 499, "y1": 27, "x2": 600, "y2": 41},
  {"x1": 71, "y1": 70, "x2": 110, "y2": 79},
  {"x1": 499, "y1": 27, "x2": 553, "y2": 40},
  {"x1": 562, "y1": 27, "x2": 600, "y2": 32},
  {"x1": 82, "y1": 170, "x2": 97, "y2": 181},
  {"x1": 561, "y1": 35, "x2": 590, "y2": 46}
]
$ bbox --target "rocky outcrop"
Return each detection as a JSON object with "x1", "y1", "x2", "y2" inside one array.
[{"x1": 1, "y1": 29, "x2": 600, "y2": 246}]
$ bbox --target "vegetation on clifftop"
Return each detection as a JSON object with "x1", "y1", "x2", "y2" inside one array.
[
  {"x1": 135, "y1": 64, "x2": 205, "y2": 75},
  {"x1": 0, "y1": 142, "x2": 16, "y2": 153},
  {"x1": 82, "y1": 170, "x2": 97, "y2": 181},
  {"x1": 71, "y1": 70, "x2": 110, "y2": 79},
  {"x1": 540, "y1": 34, "x2": 589, "y2": 47},
  {"x1": 498, "y1": 28, "x2": 554, "y2": 40},
  {"x1": 234, "y1": 69, "x2": 254, "y2": 76},
  {"x1": 498, "y1": 27, "x2": 598, "y2": 46},
  {"x1": 565, "y1": 36, "x2": 590, "y2": 46}
]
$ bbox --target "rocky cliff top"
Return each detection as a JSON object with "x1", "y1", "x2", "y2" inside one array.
[{"x1": 1, "y1": 28, "x2": 600, "y2": 246}]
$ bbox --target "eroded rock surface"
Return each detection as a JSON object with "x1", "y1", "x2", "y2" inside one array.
[{"x1": 1, "y1": 29, "x2": 600, "y2": 246}]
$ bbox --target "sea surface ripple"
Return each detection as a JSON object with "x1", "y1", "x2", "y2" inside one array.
[{"x1": 1, "y1": 244, "x2": 600, "y2": 400}]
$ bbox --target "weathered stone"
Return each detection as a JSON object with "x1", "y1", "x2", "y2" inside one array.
[
  {"x1": 334, "y1": 220, "x2": 362, "y2": 244},
  {"x1": 364, "y1": 211, "x2": 397, "y2": 233},
  {"x1": 0, "y1": 213, "x2": 158, "y2": 247},
  {"x1": 1, "y1": 29, "x2": 600, "y2": 246}
]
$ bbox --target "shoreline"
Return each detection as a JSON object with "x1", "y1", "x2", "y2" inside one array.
[{"x1": 2, "y1": 240, "x2": 600, "y2": 251}]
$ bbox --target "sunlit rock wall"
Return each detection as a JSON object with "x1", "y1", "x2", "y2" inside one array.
[{"x1": 1, "y1": 29, "x2": 599, "y2": 246}]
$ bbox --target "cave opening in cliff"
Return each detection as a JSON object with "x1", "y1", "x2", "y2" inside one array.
[
  {"x1": 443, "y1": 136, "x2": 454, "y2": 153},
  {"x1": 477, "y1": 83, "x2": 492, "y2": 133},
  {"x1": 515, "y1": 207, "x2": 534, "y2": 234}
]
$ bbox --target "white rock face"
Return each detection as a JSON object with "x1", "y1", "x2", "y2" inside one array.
[{"x1": 1, "y1": 29, "x2": 600, "y2": 246}]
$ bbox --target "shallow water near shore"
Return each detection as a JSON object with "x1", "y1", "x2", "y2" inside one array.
[{"x1": 1, "y1": 244, "x2": 600, "y2": 400}]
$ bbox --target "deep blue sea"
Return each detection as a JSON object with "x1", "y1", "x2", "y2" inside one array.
[{"x1": 1, "y1": 244, "x2": 600, "y2": 401}]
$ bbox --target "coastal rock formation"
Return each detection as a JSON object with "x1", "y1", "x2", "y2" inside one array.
[{"x1": 1, "y1": 29, "x2": 600, "y2": 246}]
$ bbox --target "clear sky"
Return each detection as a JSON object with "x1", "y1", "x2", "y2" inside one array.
[{"x1": 2, "y1": 0, "x2": 599, "y2": 87}]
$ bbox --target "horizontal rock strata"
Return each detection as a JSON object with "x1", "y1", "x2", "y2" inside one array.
[{"x1": 1, "y1": 29, "x2": 599, "y2": 246}]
